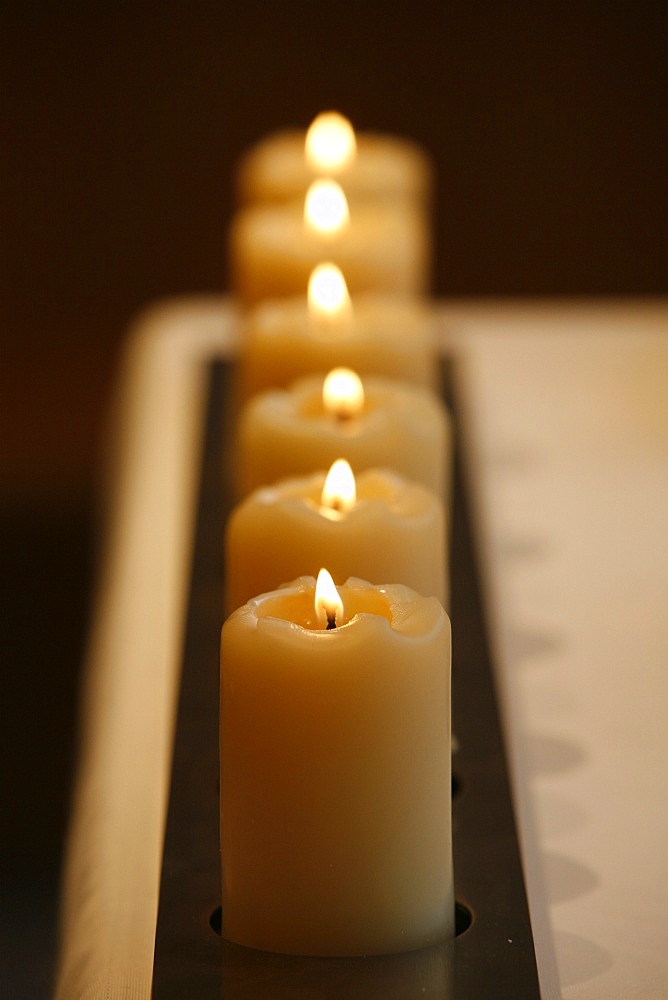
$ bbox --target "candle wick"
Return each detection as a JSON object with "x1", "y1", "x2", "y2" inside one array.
[{"x1": 326, "y1": 613, "x2": 337, "y2": 630}]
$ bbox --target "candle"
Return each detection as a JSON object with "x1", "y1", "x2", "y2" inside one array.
[
  {"x1": 236, "y1": 111, "x2": 433, "y2": 208},
  {"x1": 229, "y1": 179, "x2": 430, "y2": 305},
  {"x1": 220, "y1": 573, "x2": 454, "y2": 955},
  {"x1": 225, "y1": 460, "x2": 448, "y2": 615},
  {"x1": 234, "y1": 370, "x2": 451, "y2": 499},
  {"x1": 238, "y1": 263, "x2": 438, "y2": 399}
]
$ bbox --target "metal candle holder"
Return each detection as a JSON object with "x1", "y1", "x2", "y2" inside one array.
[{"x1": 151, "y1": 360, "x2": 540, "y2": 999}]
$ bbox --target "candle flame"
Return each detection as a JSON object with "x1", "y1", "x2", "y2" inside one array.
[
  {"x1": 323, "y1": 367, "x2": 365, "y2": 420},
  {"x1": 321, "y1": 459, "x2": 356, "y2": 513},
  {"x1": 304, "y1": 179, "x2": 350, "y2": 237},
  {"x1": 305, "y1": 112, "x2": 357, "y2": 173},
  {"x1": 307, "y1": 263, "x2": 352, "y2": 322},
  {"x1": 315, "y1": 567, "x2": 344, "y2": 629}
]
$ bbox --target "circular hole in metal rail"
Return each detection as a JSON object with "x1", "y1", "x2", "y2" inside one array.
[
  {"x1": 454, "y1": 901, "x2": 473, "y2": 937},
  {"x1": 211, "y1": 902, "x2": 474, "y2": 940}
]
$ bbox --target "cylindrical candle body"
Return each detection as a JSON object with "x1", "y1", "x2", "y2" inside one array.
[
  {"x1": 220, "y1": 576, "x2": 453, "y2": 956},
  {"x1": 229, "y1": 199, "x2": 430, "y2": 305},
  {"x1": 238, "y1": 293, "x2": 439, "y2": 399},
  {"x1": 234, "y1": 374, "x2": 451, "y2": 500},
  {"x1": 224, "y1": 468, "x2": 448, "y2": 615},
  {"x1": 236, "y1": 128, "x2": 433, "y2": 207}
]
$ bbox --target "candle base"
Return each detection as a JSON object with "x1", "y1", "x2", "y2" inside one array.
[
  {"x1": 151, "y1": 357, "x2": 540, "y2": 998},
  {"x1": 220, "y1": 895, "x2": 455, "y2": 958}
]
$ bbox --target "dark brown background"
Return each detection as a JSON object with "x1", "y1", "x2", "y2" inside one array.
[{"x1": 1, "y1": 2, "x2": 666, "y2": 994}]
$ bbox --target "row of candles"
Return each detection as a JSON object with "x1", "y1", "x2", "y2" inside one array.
[{"x1": 220, "y1": 113, "x2": 454, "y2": 956}]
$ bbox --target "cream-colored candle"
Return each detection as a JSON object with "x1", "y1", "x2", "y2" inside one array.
[
  {"x1": 236, "y1": 112, "x2": 433, "y2": 207},
  {"x1": 238, "y1": 264, "x2": 438, "y2": 398},
  {"x1": 220, "y1": 574, "x2": 453, "y2": 956},
  {"x1": 229, "y1": 179, "x2": 430, "y2": 305},
  {"x1": 234, "y1": 370, "x2": 451, "y2": 499},
  {"x1": 225, "y1": 461, "x2": 447, "y2": 615}
]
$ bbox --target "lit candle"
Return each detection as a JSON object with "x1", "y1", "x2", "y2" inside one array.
[
  {"x1": 237, "y1": 263, "x2": 438, "y2": 399},
  {"x1": 234, "y1": 370, "x2": 451, "y2": 499},
  {"x1": 225, "y1": 460, "x2": 448, "y2": 615},
  {"x1": 220, "y1": 573, "x2": 454, "y2": 956},
  {"x1": 236, "y1": 111, "x2": 433, "y2": 207},
  {"x1": 229, "y1": 177, "x2": 430, "y2": 305}
]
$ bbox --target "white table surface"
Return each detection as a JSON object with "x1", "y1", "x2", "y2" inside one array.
[
  {"x1": 55, "y1": 297, "x2": 668, "y2": 999},
  {"x1": 445, "y1": 300, "x2": 668, "y2": 1000}
]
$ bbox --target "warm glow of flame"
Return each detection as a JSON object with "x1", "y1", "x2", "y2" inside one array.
[
  {"x1": 322, "y1": 367, "x2": 365, "y2": 419},
  {"x1": 315, "y1": 567, "x2": 344, "y2": 628},
  {"x1": 307, "y1": 263, "x2": 352, "y2": 321},
  {"x1": 304, "y1": 179, "x2": 350, "y2": 236},
  {"x1": 305, "y1": 112, "x2": 357, "y2": 173},
  {"x1": 321, "y1": 459, "x2": 356, "y2": 513}
]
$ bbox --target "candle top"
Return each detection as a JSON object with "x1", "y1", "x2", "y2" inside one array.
[
  {"x1": 235, "y1": 373, "x2": 450, "y2": 499},
  {"x1": 233, "y1": 194, "x2": 428, "y2": 254},
  {"x1": 251, "y1": 466, "x2": 443, "y2": 523},
  {"x1": 236, "y1": 128, "x2": 433, "y2": 206},
  {"x1": 229, "y1": 195, "x2": 432, "y2": 304},
  {"x1": 248, "y1": 290, "x2": 433, "y2": 343},
  {"x1": 249, "y1": 373, "x2": 447, "y2": 438},
  {"x1": 238, "y1": 291, "x2": 439, "y2": 399},
  {"x1": 234, "y1": 576, "x2": 446, "y2": 641}
]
